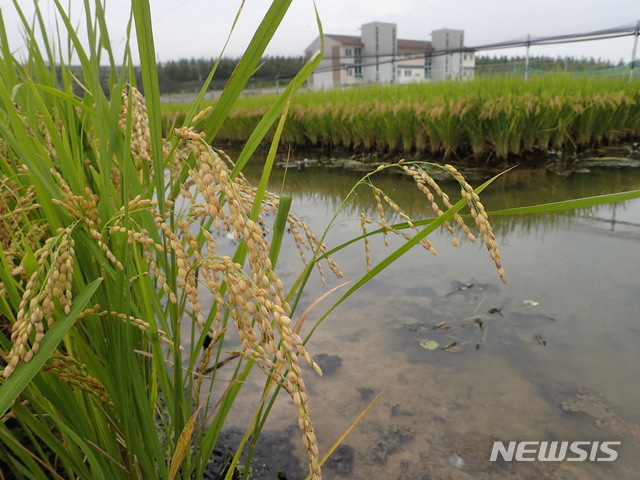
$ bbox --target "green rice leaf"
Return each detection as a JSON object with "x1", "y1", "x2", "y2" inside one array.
[
  {"x1": 131, "y1": 0, "x2": 165, "y2": 214},
  {"x1": 230, "y1": 5, "x2": 324, "y2": 178},
  {"x1": 202, "y1": 0, "x2": 294, "y2": 140},
  {"x1": 488, "y1": 189, "x2": 640, "y2": 215},
  {"x1": 269, "y1": 196, "x2": 292, "y2": 266}
]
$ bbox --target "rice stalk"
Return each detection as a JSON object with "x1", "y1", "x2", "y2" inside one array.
[{"x1": 205, "y1": 77, "x2": 640, "y2": 163}]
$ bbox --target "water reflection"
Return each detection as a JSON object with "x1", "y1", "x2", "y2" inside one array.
[
  {"x1": 243, "y1": 159, "x2": 640, "y2": 235},
  {"x1": 226, "y1": 157, "x2": 640, "y2": 480}
]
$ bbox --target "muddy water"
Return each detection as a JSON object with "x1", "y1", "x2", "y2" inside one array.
[{"x1": 214, "y1": 156, "x2": 640, "y2": 480}]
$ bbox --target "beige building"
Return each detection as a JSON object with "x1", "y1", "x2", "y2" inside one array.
[{"x1": 304, "y1": 22, "x2": 475, "y2": 89}]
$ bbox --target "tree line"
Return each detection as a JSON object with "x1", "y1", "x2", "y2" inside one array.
[
  {"x1": 157, "y1": 56, "x2": 305, "y2": 93},
  {"x1": 154, "y1": 54, "x2": 624, "y2": 93},
  {"x1": 475, "y1": 55, "x2": 621, "y2": 75}
]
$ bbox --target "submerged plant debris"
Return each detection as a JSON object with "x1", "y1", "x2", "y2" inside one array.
[
  {"x1": 419, "y1": 340, "x2": 440, "y2": 350},
  {"x1": 400, "y1": 280, "x2": 555, "y2": 353}
]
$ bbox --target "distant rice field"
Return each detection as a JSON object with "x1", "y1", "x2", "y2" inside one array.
[{"x1": 163, "y1": 77, "x2": 640, "y2": 163}]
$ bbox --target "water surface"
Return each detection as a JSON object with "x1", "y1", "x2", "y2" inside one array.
[{"x1": 219, "y1": 156, "x2": 640, "y2": 480}]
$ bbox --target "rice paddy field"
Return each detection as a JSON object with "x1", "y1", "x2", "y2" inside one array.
[
  {"x1": 163, "y1": 77, "x2": 640, "y2": 164},
  {"x1": 3, "y1": 2, "x2": 640, "y2": 479},
  {"x1": 220, "y1": 155, "x2": 640, "y2": 480}
]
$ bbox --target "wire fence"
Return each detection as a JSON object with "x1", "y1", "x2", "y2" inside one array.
[{"x1": 473, "y1": 62, "x2": 634, "y2": 79}]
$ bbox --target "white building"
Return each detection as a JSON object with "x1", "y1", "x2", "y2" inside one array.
[{"x1": 304, "y1": 22, "x2": 475, "y2": 89}]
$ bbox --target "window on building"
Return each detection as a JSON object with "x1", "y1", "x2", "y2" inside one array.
[
  {"x1": 354, "y1": 47, "x2": 362, "y2": 78},
  {"x1": 347, "y1": 68, "x2": 353, "y2": 77},
  {"x1": 424, "y1": 54, "x2": 432, "y2": 78},
  {"x1": 405, "y1": 70, "x2": 411, "y2": 77},
  {"x1": 345, "y1": 48, "x2": 352, "y2": 57},
  {"x1": 463, "y1": 54, "x2": 467, "y2": 61}
]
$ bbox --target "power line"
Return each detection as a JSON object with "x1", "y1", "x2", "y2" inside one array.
[
  {"x1": 157, "y1": 21, "x2": 639, "y2": 85},
  {"x1": 305, "y1": 22, "x2": 640, "y2": 77},
  {"x1": 154, "y1": 0, "x2": 197, "y2": 23},
  {"x1": 468, "y1": 23, "x2": 639, "y2": 51}
]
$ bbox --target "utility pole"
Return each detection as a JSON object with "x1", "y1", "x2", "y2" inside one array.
[
  {"x1": 524, "y1": 34, "x2": 531, "y2": 81},
  {"x1": 630, "y1": 20, "x2": 639, "y2": 81},
  {"x1": 392, "y1": 51, "x2": 396, "y2": 84}
]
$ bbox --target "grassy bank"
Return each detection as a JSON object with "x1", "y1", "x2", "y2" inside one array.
[{"x1": 163, "y1": 77, "x2": 640, "y2": 164}]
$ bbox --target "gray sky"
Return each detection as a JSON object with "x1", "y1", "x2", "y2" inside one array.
[{"x1": 3, "y1": 1, "x2": 640, "y2": 63}]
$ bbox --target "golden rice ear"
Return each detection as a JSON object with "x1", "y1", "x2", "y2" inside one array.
[
  {"x1": 360, "y1": 161, "x2": 505, "y2": 284},
  {"x1": 151, "y1": 133, "x2": 328, "y2": 479},
  {"x1": 191, "y1": 105, "x2": 213, "y2": 125},
  {"x1": 3, "y1": 228, "x2": 76, "y2": 378},
  {"x1": 44, "y1": 354, "x2": 113, "y2": 407},
  {"x1": 444, "y1": 164, "x2": 506, "y2": 284},
  {"x1": 119, "y1": 85, "x2": 152, "y2": 171},
  {"x1": 360, "y1": 212, "x2": 372, "y2": 271}
]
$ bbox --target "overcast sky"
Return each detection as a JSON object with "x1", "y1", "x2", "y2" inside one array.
[{"x1": 3, "y1": 1, "x2": 640, "y2": 63}]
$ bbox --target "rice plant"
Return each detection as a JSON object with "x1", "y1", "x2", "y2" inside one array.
[
  {"x1": 2, "y1": 2, "x2": 639, "y2": 480},
  {"x1": 0, "y1": 2, "x2": 515, "y2": 479},
  {"x1": 0, "y1": 1, "x2": 331, "y2": 478},
  {"x1": 194, "y1": 76, "x2": 640, "y2": 163}
]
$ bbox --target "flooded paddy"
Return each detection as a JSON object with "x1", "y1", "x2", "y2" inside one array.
[{"x1": 209, "y1": 154, "x2": 640, "y2": 479}]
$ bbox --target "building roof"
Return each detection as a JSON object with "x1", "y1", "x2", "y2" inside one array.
[
  {"x1": 324, "y1": 34, "x2": 364, "y2": 46},
  {"x1": 325, "y1": 35, "x2": 435, "y2": 51},
  {"x1": 397, "y1": 39, "x2": 433, "y2": 51},
  {"x1": 321, "y1": 33, "x2": 474, "y2": 53}
]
